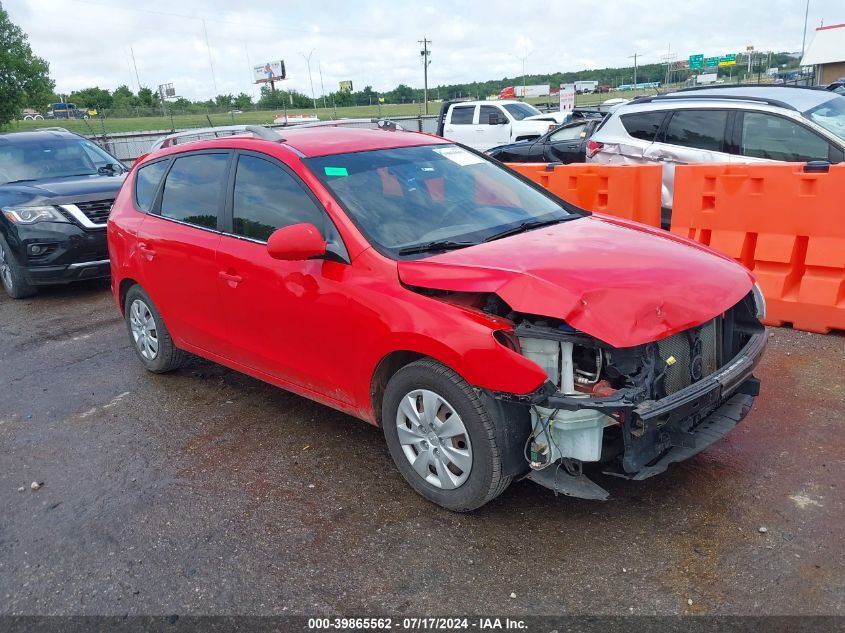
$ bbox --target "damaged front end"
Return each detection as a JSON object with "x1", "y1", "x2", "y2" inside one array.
[{"x1": 491, "y1": 287, "x2": 767, "y2": 500}]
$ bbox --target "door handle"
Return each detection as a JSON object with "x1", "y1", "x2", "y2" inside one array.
[
  {"x1": 219, "y1": 271, "x2": 243, "y2": 287},
  {"x1": 138, "y1": 244, "x2": 156, "y2": 261}
]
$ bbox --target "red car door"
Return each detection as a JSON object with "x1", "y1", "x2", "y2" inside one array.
[
  {"x1": 135, "y1": 151, "x2": 231, "y2": 352},
  {"x1": 213, "y1": 151, "x2": 356, "y2": 403}
]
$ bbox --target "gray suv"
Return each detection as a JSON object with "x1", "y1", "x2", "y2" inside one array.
[{"x1": 586, "y1": 86, "x2": 845, "y2": 225}]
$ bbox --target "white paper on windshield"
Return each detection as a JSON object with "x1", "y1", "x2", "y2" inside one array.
[{"x1": 433, "y1": 146, "x2": 485, "y2": 166}]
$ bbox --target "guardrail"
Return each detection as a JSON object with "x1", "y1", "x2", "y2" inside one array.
[
  {"x1": 87, "y1": 115, "x2": 439, "y2": 165},
  {"x1": 506, "y1": 161, "x2": 844, "y2": 334}
]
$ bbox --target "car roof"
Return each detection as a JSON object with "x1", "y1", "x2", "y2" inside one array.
[
  {"x1": 277, "y1": 126, "x2": 450, "y2": 157},
  {"x1": 659, "y1": 85, "x2": 838, "y2": 112},
  {"x1": 0, "y1": 129, "x2": 81, "y2": 143}
]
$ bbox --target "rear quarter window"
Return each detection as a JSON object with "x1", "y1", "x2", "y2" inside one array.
[
  {"x1": 620, "y1": 111, "x2": 666, "y2": 142},
  {"x1": 450, "y1": 106, "x2": 475, "y2": 125},
  {"x1": 134, "y1": 159, "x2": 170, "y2": 213}
]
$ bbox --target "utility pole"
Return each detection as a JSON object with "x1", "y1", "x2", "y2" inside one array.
[
  {"x1": 130, "y1": 46, "x2": 142, "y2": 92},
  {"x1": 629, "y1": 53, "x2": 639, "y2": 91},
  {"x1": 515, "y1": 50, "x2": 533, "y2": 100},
  {"x1": 419, "y1": 38, "x2": 431, "y2": 114},
  {"x1": 801, "y1": 0, "x2": 810, "y2": 59},
  {"x1": 300, "y1": 49, "x2": 317, "y2": 111},
  {"x1": 318, "y1": 62, "x2": 328, "y2": 109},
  {"x1": 202, "y1": 19, "x2": 218, "y2": 96}
]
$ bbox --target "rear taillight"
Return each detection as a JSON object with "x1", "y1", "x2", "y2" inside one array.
[{"x1": 586, "y1": 140, "x2": 604, "y2": 158}]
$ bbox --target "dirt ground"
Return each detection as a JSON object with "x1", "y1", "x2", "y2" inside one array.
[{"x1": 1, "y1": 279, "x2": 842, "y2": 616}]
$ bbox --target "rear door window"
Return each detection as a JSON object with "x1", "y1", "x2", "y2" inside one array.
[
  {"x1": 231, "y1": 154, "x2": 325, "y2": 241},
  {"x1": 449, "y1": 106, "x2": 475, "y2": 125},
  {"x1": 159, "y1": 153, "x2": 229, "y2": 230},
  {"x1": 134, "y1": 159, "x2": 169, "y2": 213},
  {"x1": 620, "y1": 111, "x2": 666, "y2": 142},
  {"x1": 662, "y1": 110, "x2": 729, "y2": 152},
  {"x1": 550, "y1": 122, "x2": 588, "y2": 142},
  {"x1": 740, "y1": 112, "x2": 831, "y2": 162},
  {"x1": 478, "y1": 105, "x2": 503, "y2": 125}
]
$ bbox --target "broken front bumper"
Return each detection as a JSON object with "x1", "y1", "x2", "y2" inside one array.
[{"x1": 526, "y1": 329, "x2": 767, "y2": 499}]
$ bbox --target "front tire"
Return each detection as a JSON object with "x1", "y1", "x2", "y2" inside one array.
[
  {"x1": 382, "y1": 359, "x2": 513, "y2": 511},
  {"x1": 0, "y1": 235, "x2": 37, "y2": 299},
  {"x1": 124, "y1": 285, "x2": 185, "y2": 373}
]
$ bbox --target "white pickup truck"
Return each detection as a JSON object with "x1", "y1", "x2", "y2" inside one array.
[{"x1": 436, "y1": 100, "x2": 559, "y2": 152}]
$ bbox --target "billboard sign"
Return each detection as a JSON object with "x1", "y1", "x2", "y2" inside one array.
[
  {"x1": 158, "y1": 83, "x2": 176, "y2": 99},
  {"x1": 688, "y1": 54, "x2": 704, "y2": 69},
  {"x1": 253, "y1": 61, "x2": 286, "y2": 84},
  {"x1": 339, "y1": 80, "x2": 353, "y2": 93},
  {"x1": 559, "y1": 83, "x2": 575, "y2": 112}
]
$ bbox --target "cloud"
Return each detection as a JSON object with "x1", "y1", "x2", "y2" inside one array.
[{"x1": 6, "y1": 0, "x2": 843, "y2": 99}]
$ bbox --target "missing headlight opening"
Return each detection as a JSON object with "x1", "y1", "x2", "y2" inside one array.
[{"x1": 486, "y1": 287, "x2": 766, "y2": 499}]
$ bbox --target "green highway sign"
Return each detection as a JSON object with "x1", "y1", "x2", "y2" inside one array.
[
  {"x1": 705, "y1": 57, "x2": 719, "y2": 67},
  {"x1": 689, "y1": 54, "x2": 704, "y2": 69},
  {"x1": 719, "y1": 53, "x2": 737, "y2": 66}
]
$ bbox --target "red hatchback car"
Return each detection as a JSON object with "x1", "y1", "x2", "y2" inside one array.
[{"x1": 108, "y1": 125, "x2": 767, "y2": 510}]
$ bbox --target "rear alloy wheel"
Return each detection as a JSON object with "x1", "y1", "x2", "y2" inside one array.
[
  {"x1": 124, "y1": 285, "x2": 184, "y2": 373},
  {"x1": 382, "y1": 359, "x2": 513, "y2": 511},
  {"x1": 0, "y1": 235, "x2": 37, "y2": 299}
]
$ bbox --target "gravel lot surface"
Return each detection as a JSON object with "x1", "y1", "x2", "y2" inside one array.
[{"x1": 1, "y1": 280, "x2": 842, "y2": 616}]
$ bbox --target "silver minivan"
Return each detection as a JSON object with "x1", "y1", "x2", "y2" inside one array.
[{"x1": 586, "y1": 86, "x2": 845, "y2": 226}]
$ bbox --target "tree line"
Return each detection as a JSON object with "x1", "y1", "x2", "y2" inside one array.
[{"x1": 0, "y1": 4, "x2": 802, "y2": 126}]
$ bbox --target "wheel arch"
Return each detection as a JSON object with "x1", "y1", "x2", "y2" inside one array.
[{"x1": 118, "y1": 277, "x2": 141, "y2": 314}]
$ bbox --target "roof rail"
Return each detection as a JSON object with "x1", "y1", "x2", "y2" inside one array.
[
  {"x1": 244, "y1": 125, "x2": 285, "y2": 142},
  {"x1": 632, "y1": 93, "x2": 799, "y2": 111}
]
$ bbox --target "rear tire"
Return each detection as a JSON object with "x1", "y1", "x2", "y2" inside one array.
[
  {"x1": 382, "y1": 358, "x2": 512, "y2": 511},
  {"x1": 124, "y1": 285, "x2": 185, "y2": 373},
  {"x1": 0, "y1": 235, "x2": 37, "y2": 300}
]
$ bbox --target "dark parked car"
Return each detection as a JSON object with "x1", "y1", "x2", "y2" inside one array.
[
  {"x1": 0, "y1": 129, "x2": 126, "y2": 298},
  {"x1": 486, "y1": 117, "x2": 604, "y2": 164}
]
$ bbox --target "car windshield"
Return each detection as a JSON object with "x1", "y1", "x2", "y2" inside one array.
[
  {"x1": 306, "y1": 144, "x2": 580, "y2": 258},
  {"x1": 0, "y1": 138, "x2": 124, "y2": 184},
  {"x1": 503, "y1": 103, "x2": 542, "y2": 120},
  {"x1": 804, "y1": 96, "x2": 845, "y2": 142}
]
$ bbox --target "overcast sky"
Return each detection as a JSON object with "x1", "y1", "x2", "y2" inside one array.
[{"x1": 6, "y1": 0, "x2": 843, "y2": 100}]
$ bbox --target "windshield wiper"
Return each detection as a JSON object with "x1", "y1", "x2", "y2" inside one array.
[
  {"x1": 483, "y1": 217, "x2": 569, "y2": 243},
  {"x1": 397, "y1": 239, "x2": 478, "y2": 256},
  {"x1": 2, "y1": 178, "x2": 41, "y2": 185}
]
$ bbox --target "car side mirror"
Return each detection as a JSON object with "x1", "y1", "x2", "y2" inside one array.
[{"x1": 266, "y1": 223, "x2": 327, "y2": 261}]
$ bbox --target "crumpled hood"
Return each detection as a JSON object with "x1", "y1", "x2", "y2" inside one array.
[{"x1": 397, "y1": 215, "x2": 754, "y2": 348}]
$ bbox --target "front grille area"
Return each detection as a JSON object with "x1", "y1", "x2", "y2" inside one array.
[
  {"x1": 657, "y1": 318, "x2": 721, "y2": 395},
  {"x1": 76, "y1": 199, "x2": 113, "y2": 224}
]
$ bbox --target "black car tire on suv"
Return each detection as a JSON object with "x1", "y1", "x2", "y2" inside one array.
[{"x1": 0, "y1": 234, "x2": 37, "y2": 299}]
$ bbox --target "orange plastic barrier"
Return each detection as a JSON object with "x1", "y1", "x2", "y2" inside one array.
[
  {"x1": 672, "y1": 163, "x2": 845, "y2": 334},
  {"x1": 506, "y1": 163, "x2": 663, "y2": 228}
]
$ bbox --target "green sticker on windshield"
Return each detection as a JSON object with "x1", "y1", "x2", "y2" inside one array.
[{"x1": 324, "y1": 166, "x2": 348, "y2": 176}]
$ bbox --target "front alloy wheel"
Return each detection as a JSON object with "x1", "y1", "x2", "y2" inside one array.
[
  {"x1": 382, "y1": 358, "x2": 514, "y2": 511},
  {"x1": 396, "y1": 389, "x2": 473, "y2": 490}
]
